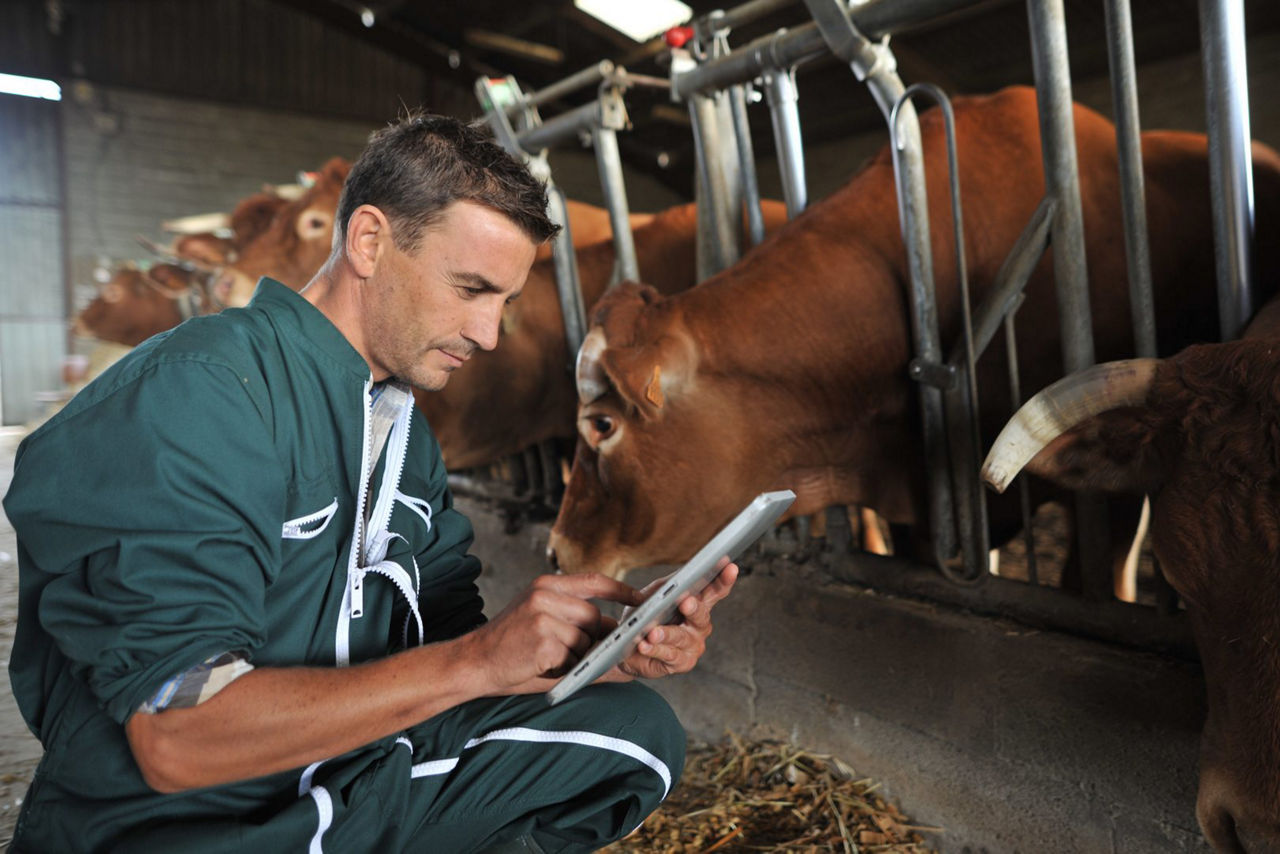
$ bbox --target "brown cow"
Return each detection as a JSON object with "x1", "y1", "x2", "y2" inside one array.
[
  {"x1": 75, "y1": 192, "x2": 291, "y2": 346},
  {"x1": 982, "y1": 304, "x2": 1280, "y2": 851},
  {"x1": 73, "y1": 264, "x2": 208, "y2": 347},
  {"x1": 418, "y1": 199, "x2": 790, "y2": 470},
  {"x1": 217, "y1": 155, "x2": 658, "y2": 306},
  {"x1": 545, "y1": 85, "x2": 1280, "y2": 579}
]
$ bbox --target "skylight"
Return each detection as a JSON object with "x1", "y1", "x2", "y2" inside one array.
[
  {"x1": 573, "y1": 0, "x2": 693, "y2": 43},
  {"x1": 0, "y1": 73, "x2": 61, "y2": 101}
]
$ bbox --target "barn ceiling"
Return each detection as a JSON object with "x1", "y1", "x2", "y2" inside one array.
[{"x1": 266, "y1": 0, "x2": 1280, "y2": 195}]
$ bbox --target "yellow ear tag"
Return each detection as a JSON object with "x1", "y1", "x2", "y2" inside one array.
[{"x1": 645, "y1": 364, "x2": 664, "y2": 408}]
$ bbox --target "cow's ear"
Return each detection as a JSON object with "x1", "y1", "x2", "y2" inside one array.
[
  {"x1": 174, "y1": 233, "x2": 234, "y2": 265},
  {"x1": 600, "y1": 330, "x2": 696, "y2": 420},
  {"x1": 321, "y1": 157, "x2": 351, "y2": 185},
  {"x1": 147, "y1": 264, "x2": 190, "y2": 293},
  {"x1": 1023, "y1": 407, "x2": 1169, "y2": 494}
]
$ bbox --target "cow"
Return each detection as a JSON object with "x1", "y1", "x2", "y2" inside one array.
[
  {"x1": 216, "y1": 155, "x2": 659, "y2": 306},
  {"x1": 981, "y1": 302, "x2": 1280, "y2": 852},
  {"x1": 73, "y1": 264, "x2": 209, "y2": 347},
  {"x1": 417, "y1": 199, "x2": 790, "y2": 471},
  {"x1": 544, "y1": 85, "x2": 1280, "y2": 581},
  {"x1": 74, "y1": 191, "x2": 292, "y2": 346}
]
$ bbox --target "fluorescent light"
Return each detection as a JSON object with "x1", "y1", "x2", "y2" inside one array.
[
  {"x1": 574, "y1": 0, "x2": 692, "y2": 43},
  {"x1": 0, "y1": 73, "x2": 61, "y2": 101}
]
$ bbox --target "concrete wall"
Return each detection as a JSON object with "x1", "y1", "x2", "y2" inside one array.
[{"x1": 465, "y1": 497, "x2": 1211, "y2": 853}]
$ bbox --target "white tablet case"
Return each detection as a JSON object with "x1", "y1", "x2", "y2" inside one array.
[{"x1": 546, "y1": 489, "x2": 796, "y2": 705}]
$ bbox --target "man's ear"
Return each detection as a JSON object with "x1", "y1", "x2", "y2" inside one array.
[{"x1": 344, "y1": 205, "x2": 389, "y2": 279}]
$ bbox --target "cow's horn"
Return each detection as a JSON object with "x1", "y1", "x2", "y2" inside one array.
[
  {"x1": 982, "y1": 358, "x2": 1157, "y2": 493},
  {"x1": 576, "y1": 327, "x2": 609, "y2": 404}
]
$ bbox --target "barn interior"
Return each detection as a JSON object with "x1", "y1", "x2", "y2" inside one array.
[{"x1": 2, "y1": 0, "x2": 1279, "y2": 850}]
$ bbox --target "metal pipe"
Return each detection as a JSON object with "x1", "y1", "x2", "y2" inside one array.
[
  {"x1": 968, "y1": 196, "x2": 1057, "y2": 360},
  {"x1": 1002, "y1": 308, "x2": 1039, "y2": 585},
  {"x1": 763, "y1": 67, "x2": 808, "y2": 217},
  {"x1": 545, "y1": 186, "x2": 588, "y2": 358},
  {"x1": 517, "y1": 100, "x2": 600, "y2": 154},
  {"x1": 510, "y1": 60, "x2": 614, "y2": 115},
  {"x1": 689, "y1": 91, "x2": 743, "y2": 278},
  {"x1": 729, "y1": 84, "x2": 767, "y2": 246},
  {"x1": 1028, "y1": 0, "x2": 1112, "y2": 600},
  {"x1": 714, "y1": 0, "x2": 799, "y2": 34},
  {"x1": 672, "y1": 0, "x2": 993, "y2": 100},
  {"x1": 1103, "y1": 0, "x2": 1156, "y2": 358},
  {"x1": 591, "y1": 126, "x2": 641, "y2": 283},
  {"x1": 1199, "y1": 0, "x2": 1256, "y2": 341}
]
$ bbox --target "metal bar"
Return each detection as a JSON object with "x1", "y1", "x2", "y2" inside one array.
[
  {"x1": 1002, "y1": 308, "x2": 1039, "y2": 585},
  {"x1": 672, "y1": 0, "x2": 993, "y2": 100},
  {"x1": 510, "y1": 60, "x2": 614, "y2": 115},
  {"x1": 689, "y1": 91, "x2": 743, "y2": 278},
  {"x1": 899, "y1": 83, "x2": 987, "y2": 584},
  {"x1": 516, "y1": 100, "x2": 600, "y2": 154},
  {"x1": 591, "y1": 126, "x2": 640, "y2": 283},
  {"x1": 1027, "y1": 0, "x2": 1111, "y2": 601},
  {"x1": 729, "y1": 84, "x2": 768, "y2": 246},
  {"x1": 968, "y1": 196, "x2": 1057, "y2": 360},
  {"x1": 715, "y1": 0, "x2": 799, "y2": 33},
  {"x1": 1103, "y1": 0, "x2": 1156, "y2": 358},
  {"x1": 1199, "y1": 0, "x2": 1256, "y2": 341},
  {"x1": 763, "y1": 68, "x2": 808, "y2": 217},
  {"x1": 544, "y1": 186, "x2": 588, "y2": 359}
]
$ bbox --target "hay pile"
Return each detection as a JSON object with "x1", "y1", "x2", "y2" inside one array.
[{"x1": 605, "y1": 733, "x2": 941, "y2": 853}]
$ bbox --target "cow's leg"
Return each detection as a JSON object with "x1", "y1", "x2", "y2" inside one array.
[{"x1": 537, "y1": 440, "x2": 562, "y2": 509}]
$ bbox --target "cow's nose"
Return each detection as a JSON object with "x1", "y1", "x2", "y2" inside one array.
[{"x1": 545, "y1": 543, "x2": 561, "y2": 573}]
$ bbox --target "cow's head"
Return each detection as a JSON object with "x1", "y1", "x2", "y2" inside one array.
[
  {"x1": 546, "y1": 282, "x2": 770, "y2": 579},
  {"x1": 983, "y1": 340, "x2": 1280, "y2": 852},
  {"x1": 74, "y1": 264, "x2": 199, "y2": 346},
  {"x1": 216, "y1": 158, "x2": 350, "y2": 305}
]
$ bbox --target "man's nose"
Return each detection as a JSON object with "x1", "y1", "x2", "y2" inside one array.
[{"x1": 464, "y1": 303, "x2": 504, "y2": 352}]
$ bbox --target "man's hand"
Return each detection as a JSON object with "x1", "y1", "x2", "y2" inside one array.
[
  {"x1": 465, "y1": 573, "x2": 644, "y2": 695},
  {"x1": 614, "y1": 558, "x2": 739, "y2": 680}
]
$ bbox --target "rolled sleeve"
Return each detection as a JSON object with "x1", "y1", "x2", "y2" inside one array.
[{"x1": 8, "y1": 359, "x2": 285, "y2": 724}]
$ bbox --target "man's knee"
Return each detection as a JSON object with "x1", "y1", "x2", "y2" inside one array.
[{"x1": 562, "y1": 681, "x2": 687, "y2": 791}]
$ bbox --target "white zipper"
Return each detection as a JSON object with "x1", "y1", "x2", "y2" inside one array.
[
  {"x1": 336, "y1": 382, "x2": 417, "y2": 666},
  {"x1": 335, "y1": 377, "x2": 374, "y2": 667}
]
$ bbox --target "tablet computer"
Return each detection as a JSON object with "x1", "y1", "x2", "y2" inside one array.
[{"x1": 546, "y1": 489, "x2": 796, "y2": 706}]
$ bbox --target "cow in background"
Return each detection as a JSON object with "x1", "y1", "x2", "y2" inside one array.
[
  {"x1": 545, "y1": 85, "x2": 1280, "y2": 580},
  {"x1": 74, "y1": 191, "x2": 292, "y2": 346},
  {"x1": 982, "y1": 302, "x2": 1280, "y2": 852},
  {"x1": 417, "y1": 199, "x2": 789, "y2": 471},
  {"x1": 215, "y1": 155, "x2": 658, "y2": 306}
]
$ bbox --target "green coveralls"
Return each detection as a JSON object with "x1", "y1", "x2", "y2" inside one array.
[{"x1": 4, "y1": 279, "x2": 684, "y2": 853}]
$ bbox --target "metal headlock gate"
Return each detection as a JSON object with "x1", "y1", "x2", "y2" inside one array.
[
  {"x1": 655, "y1": 0, "x2": 1258, "y2": 655},
  {"x1": 466, "y1": 0, "x2": 1258, "y2": 655},
  {"x1": 460, "y1": 61, "x2": 664, "y2": 507}
]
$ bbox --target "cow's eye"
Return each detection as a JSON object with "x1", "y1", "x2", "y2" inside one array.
[{"x1": 591, "y1": 415, "x2": 614, "y2": 438}]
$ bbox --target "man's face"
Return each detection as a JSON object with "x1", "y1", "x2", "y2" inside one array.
[{"x1": 364, "y1": 200, "x2": 538, "y2": 390}]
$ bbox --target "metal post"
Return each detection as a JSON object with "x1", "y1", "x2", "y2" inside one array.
[
  {"x1": 1103, "y1": 0, "x2": 1156, "y2": 359},
  {"x1": 763, "y1": 66, "x2": 808, "y2": 218},
  {"x1": 544, "y1": 186, "x2": 588, "y2": 359},
  {"x1": 591, "y1": 125, "x2": 640, "y2": 283},
  {"x1": 729, "y1": 84, "x2": 768, "y2": 247},
  {"x1": 1199, "y1": 0, "x2": 1256, "y2": 341},
  {"x1": 689, "y1": 90, "x2": 744, "y2": 279},
  {"x1": 1027, "y1": 0, "x2": 1110, "y2": 601}
]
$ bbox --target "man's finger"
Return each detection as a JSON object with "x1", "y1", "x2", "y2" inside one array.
[{"x1": 534, "y1": 572, "x2": 644, "y2": 607}]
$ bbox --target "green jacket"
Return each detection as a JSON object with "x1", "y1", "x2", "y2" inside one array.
[{"x1": 4, "y1": 279, "x2": 484, "y2": 851}]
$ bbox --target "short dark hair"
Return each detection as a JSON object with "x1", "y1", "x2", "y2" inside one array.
[{"x1": 335, "y1": 112, "x2": 559, "y2": 253}]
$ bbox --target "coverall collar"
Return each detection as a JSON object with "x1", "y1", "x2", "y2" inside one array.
[{"x1": 248, "y1": 277, "x2": 371, "y2": 382}]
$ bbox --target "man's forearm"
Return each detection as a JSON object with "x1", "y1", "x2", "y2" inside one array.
[{"x1": 125, "y1": 632, "x2": 491, "y2": 793}]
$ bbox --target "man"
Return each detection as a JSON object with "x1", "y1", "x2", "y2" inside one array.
[{"x1": 3, "y1": 114, "x2": 737, "y2": 853}]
